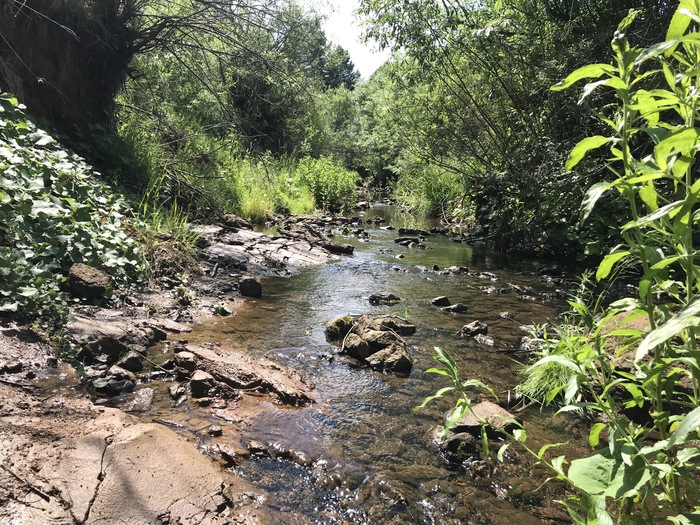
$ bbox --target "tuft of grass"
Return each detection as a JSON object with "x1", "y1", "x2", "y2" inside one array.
[{"x1": 516, "y1": 322, "x2": 590, "y2": 406}]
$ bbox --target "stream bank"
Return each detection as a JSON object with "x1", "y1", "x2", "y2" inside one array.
[{"x1": 1, "y1": 207, "x2": 583, "y2": 524}]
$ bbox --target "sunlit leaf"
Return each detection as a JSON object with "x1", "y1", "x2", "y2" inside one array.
[
  {"x1": 596, "y1": 251, "x2": 631, "y2": 280},
  {"x1": 551, "y1": 64, "x2": 616, "y2": 91},
  {"x1": 636, "y1": 297, "x2": 700, "y2": 360},
  {"x1": 566, "y1": 135, "x2": 611, "y2": 171}
]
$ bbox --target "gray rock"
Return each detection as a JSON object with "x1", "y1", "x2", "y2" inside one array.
[
  {"x1": 175, "y1": 351, "x2": 197, "y2": 373},
  {"x1": 363, "y1": 329, "x2": 402, "y2": 351},
  {"x1": 123, "y1": 388, "x2": 155, "y2": 413},
  {"x1": 116, "y1": 351, "x2": 144, "y2": 373},
  {"x1": 190, "y1": 370, "x2": 215, "y2": 398},
  {"x1": 366, "y1": 345, "x2": 413, "y2": 374},
  {"x1": 459, "y1": 321, "x2": 488, "y2": 337},
  {"x1": 432, "y1": 296, "x2": 451, "y2": 307},
  {"x1": 107, "y1": 365, "x2": 136, "y2": 382},
  {"x1": 475, "y1": 334, "x2": 495, "y2": 347},
  {"x1": 93, "y1": 377, "x2": 135, "y2": 396},
  {"x1": 239, "y1": 277, "x2": 262, "y2": 298},
  {"x1": 344, "y1": 333, "x2": 372, "y2": 359}
]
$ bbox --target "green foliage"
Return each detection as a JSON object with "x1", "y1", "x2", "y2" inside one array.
[
  {"x1": 394, "y1": 154, "x2": 475, "y2": 222},
  {"x1": 0, "y1": 93, "x2": 143, "y2": 323},
  {"x1": 296, "y1": 156, "x2": 359, "y2": 213},
  {"x1": 231, "y1": 155, "x2": 313, "y2": 222},
  {"x1": 419, "y1": 4, "x2": 700, "y2": 521},
  {"x1": 356, "y1": 0, "x2": 672, "y2": 256}
]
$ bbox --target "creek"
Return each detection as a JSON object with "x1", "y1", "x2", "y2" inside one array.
[{"x1": 151, "y1": 205, "x2": 588, "y2": 524}]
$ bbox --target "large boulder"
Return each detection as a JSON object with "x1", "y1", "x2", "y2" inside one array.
[{"x1": 324, "y1": 315, "x2": 354, "y2": 341}]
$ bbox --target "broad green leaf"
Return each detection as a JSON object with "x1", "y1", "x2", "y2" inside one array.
[
  {"x1": 579, "y1": 77, "x2": 626, "y2": 103},
  {"x1": 636, "y1": 40, "x2": 680, "y2": 65},
  {"x1": 581, "y1": 181, "x2": 613, "y2": 222},
  {"x1": 566, "y1": 136, "x2": 611, "y2": 171},
  {"x1": 596, "y1": 251, "x2": 630, "y2": 280},
  {"x1": 636, "y1": 297, "x2": 700, "y2": 360},
  {"x1": 567, "y1": 453, "x2": 617, "y2": 495},
  {"x1": 654, "y1": 128, "x2": 699, "y2": 171},
  {"x1": 667, "y1": 1, "x2": 694, "y2": 43},
  {"x1": 604, "y1": 456, "x2": 651, "y2": 499},
  {"x1": 638, "y1": 183, "x2": 658, "y2": 211},
  {"x1": 551, "y1": 64, "x2": 616, "y2": 91},
  {"x1": 589, "y1": 422, "x2": 606, "y2": 448},
  {"x1": 668, "y1": 405, "x2": 700, "y2": 448}
]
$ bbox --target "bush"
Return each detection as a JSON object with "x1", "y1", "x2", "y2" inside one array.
[{"x1": 296, "y1": 156, "x2": 358, "y2": 213}]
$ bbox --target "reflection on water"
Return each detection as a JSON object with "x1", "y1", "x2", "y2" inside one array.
[{"x1": 184, "y1": 205, "x2": 580, "y2": 524}]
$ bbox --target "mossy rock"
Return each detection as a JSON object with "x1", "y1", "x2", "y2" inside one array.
[{"x1": 325, "y1": 315, "x2": 354, "y2": 341}]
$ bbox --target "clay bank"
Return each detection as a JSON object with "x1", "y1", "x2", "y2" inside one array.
[{"x1": 0, "y1": 206, "x2": 584, "y2": 524}]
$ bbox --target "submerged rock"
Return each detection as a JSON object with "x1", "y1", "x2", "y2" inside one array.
[
  {"x1": 369, "y1": 293, "x2": 402, "y2": 305},
  {"x1": 442, "y1": 303, "x2": 469, "y2": 313},
  {"x1": 440, "y1": 432, "x2": 481, "y2": 463}
]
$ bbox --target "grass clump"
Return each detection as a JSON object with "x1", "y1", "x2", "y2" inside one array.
[{"x1": 516, "y1": 322, "x2": 590, "y2": 406}]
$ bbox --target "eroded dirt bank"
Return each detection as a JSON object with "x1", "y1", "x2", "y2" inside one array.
[{"x1": 0, "y1": 218, "x2": 349, "y2": 524}]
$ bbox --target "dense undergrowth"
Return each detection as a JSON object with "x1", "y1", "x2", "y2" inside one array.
[{"x1": 0, "y1": 93, "x2": 144, "y2": 326}]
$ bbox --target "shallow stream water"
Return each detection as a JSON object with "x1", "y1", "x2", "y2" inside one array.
[{"x1": 158, "y1": 205, "x2": 586, "y2": 524}]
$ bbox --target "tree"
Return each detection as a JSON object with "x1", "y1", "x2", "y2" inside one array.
[
  {"x1": 356, "y1": 0, "x2": 674, "y2": 256},
  {"x1": 0, "y1": 0, "x2": 282, "y2": 133}
]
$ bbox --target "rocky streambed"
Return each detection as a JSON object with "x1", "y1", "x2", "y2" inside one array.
[{"x1": 0, "y1": 207, "x2": 586, "y2": 524}]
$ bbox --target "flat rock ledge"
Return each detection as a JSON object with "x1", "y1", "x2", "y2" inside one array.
[
  {"x1": 178, "y1": 343, "x2": 314, "y2": 406},
  {"x1": 0, "y1": 386, "x2": 296, "y2": 525},
  {"x1": 197, "y1": 225, "x2": 340, "y2": 277}
]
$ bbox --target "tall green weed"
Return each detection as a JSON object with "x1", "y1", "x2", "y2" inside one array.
[{"x1": 418, "y1": 4, "x2": 700, "y2": 523}]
